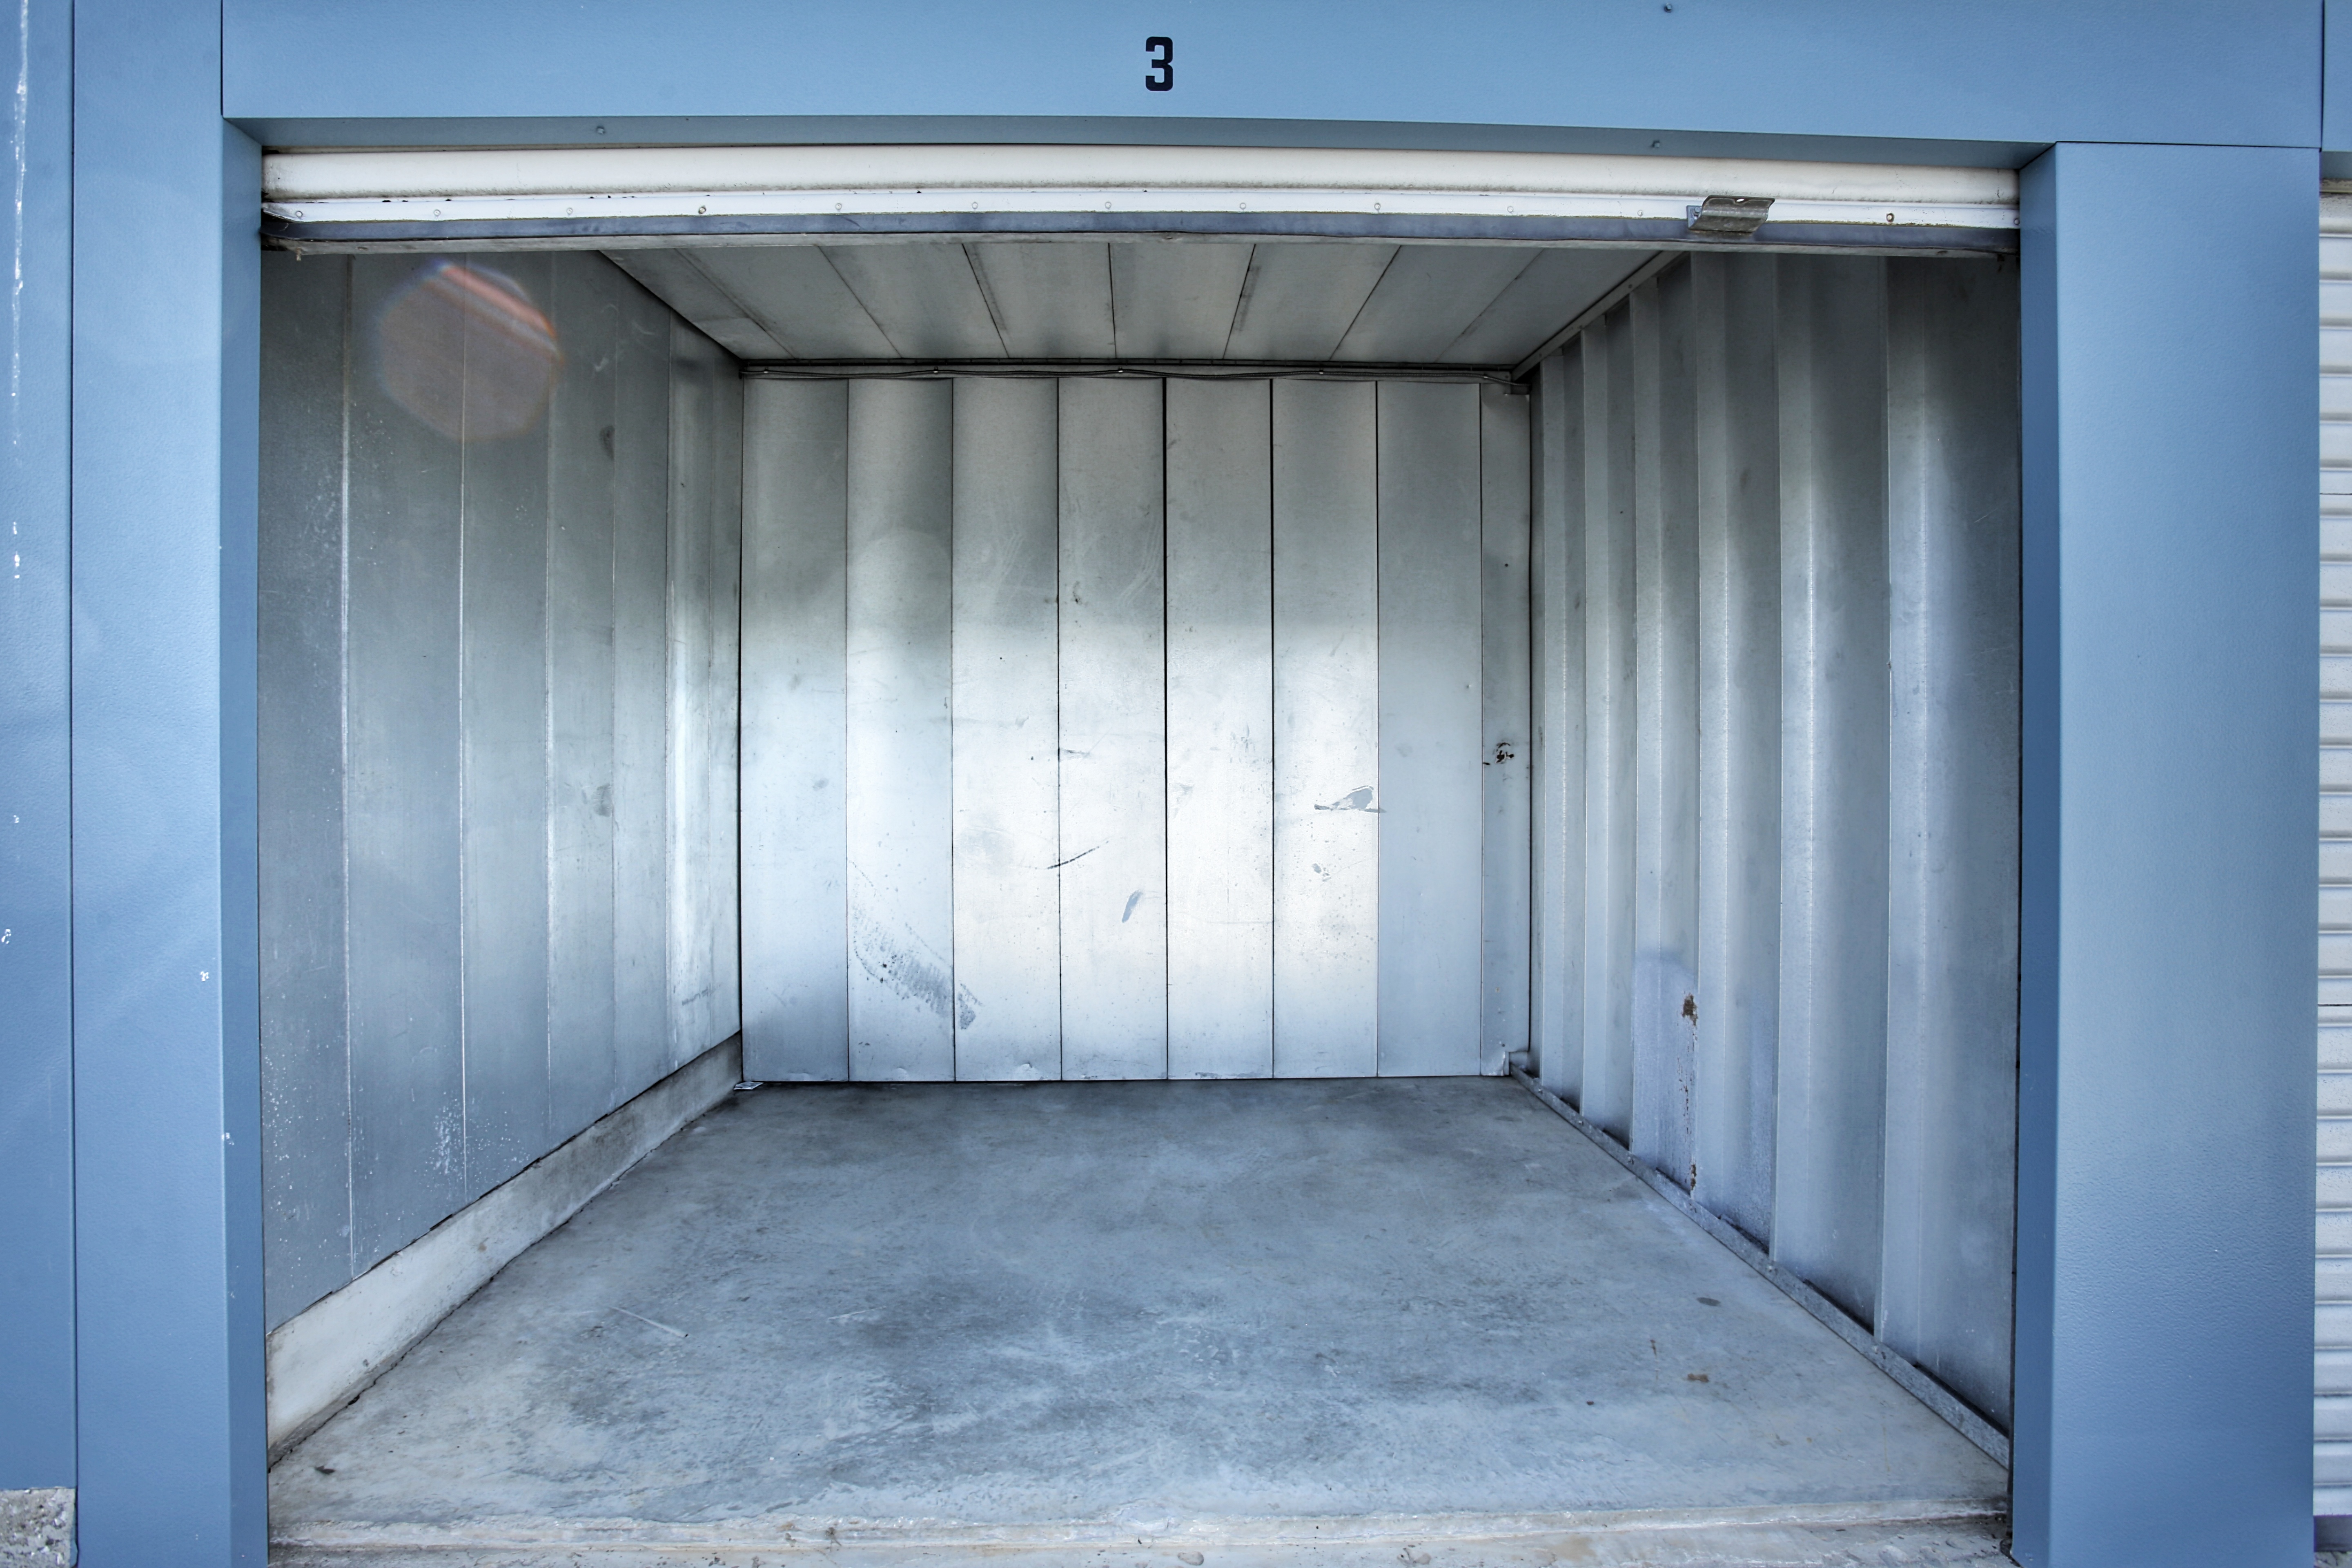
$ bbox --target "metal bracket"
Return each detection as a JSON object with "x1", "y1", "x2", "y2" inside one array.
[{"x1": 1687, "y1": 194, "x2": 1775, "y2": 237}]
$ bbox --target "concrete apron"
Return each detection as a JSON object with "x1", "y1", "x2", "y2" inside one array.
[
  {"x1": 267, "y1": 1078, "x2": 2007, "y2": 1564},
  {"x1": 264, "y1": 1515, "x2": 2016, "y2": 1568}
]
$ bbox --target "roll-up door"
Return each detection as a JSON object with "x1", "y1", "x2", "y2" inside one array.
[{"x1": 257, "y1": 146, "x2": 2018, "y2": 254}]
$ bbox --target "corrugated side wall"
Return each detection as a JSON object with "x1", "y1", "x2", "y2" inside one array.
[
  {"x1": 739, "y1": 374, "x2": 1530, "y2": 1082},
  {"x1": 257, "y1": 250, "x2": 742, "y2": 1331},
  {"x1": 2317, "y1": 209, "x2": 2352, "y2": 1517},
  {"x1": 1529, "y1": 252, "x2": 2020, "y2": 1432}
]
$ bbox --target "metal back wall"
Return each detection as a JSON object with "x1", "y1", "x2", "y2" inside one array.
[
  {"x1": 742, "y1": 373, "x2": 1528, "y2": 1081},
  {"x1": 256, "y1": 249, "x2": 742, "y2": 1330},
  {"x1": 1530, "y1": 252, "x2": 2020, "y2": 1429}
]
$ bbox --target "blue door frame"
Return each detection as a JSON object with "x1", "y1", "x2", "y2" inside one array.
[{"x1": 2, "y1": 3, "x2": 2326, "y2": 1563}]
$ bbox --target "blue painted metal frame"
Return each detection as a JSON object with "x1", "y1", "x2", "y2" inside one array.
[
  {"x1": 222, "y1": 0, "x2": 2312, "y2": 153},
  {"x1": 2015, "y1": 141, "x2": 2318, "y2": 1568},
  {"x1": 69, "y1": 0, "x2": 266, "y2": 1560},
  {"x1": 0, "y1": 0, "x2": 80, "y2": 1496},
  {"x1": 16, "y1": 2, "x2": 2327, "y2": 1563}
]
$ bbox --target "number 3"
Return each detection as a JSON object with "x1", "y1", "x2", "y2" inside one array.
[{"x1": 1145, "y1": 36, "x2": 1174, "y2": 91}]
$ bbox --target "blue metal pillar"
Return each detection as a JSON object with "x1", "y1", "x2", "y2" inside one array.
[
  {"x1": 70, "y1": 0, "x2": 266, "y2": 1559},
  {"x1": 2013, "y1": 141, "x2": 2317, "y2": 1567},
  {"x1": 0, "y1": 0, "x2": 81, "y2": 1498}
]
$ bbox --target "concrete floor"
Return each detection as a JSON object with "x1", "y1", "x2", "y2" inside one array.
[{"x1": 270, "y1": 1077, "x2": 2007, "y2": 1563}]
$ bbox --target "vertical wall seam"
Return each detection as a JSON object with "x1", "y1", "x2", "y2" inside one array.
[
  {"x1": 606, "y1": 272, "x2": 624, "y2": 1106},
  {"x1": 666, "y1": 334, "x2": 678, "y2": 1076},
  {"x1": 1159, "y1": 377, "x2": 1172, "y2": 1078},
  {"x1": 1265, "y1": 379, "x2": 1277, "y2": 1067},
  {"x1": 337, "y1": 257, "x2": 356, "y2": 1286},
  {"x1": 1477, "y1": 385, "x2": 1488, "y2": 1068},
  {"x1": 1053, "y1": 377, "x2": 1065, "y2": 1082},
  {"x1": 1364, "y1": 381, "x2": 1373, "y2": 1072},
  {"x1": 543, "y1": 264, "x2": 559, "y2": 1111},
  {"x1": 945, "y1": 376, "x2": 960, "y2": 1080},
  {"x1": 454, "y1": 293, "x2": 471, "y2": 1196},
  {"x1": 723, "y1": 373, "x2": 744, "y2": 1071}
]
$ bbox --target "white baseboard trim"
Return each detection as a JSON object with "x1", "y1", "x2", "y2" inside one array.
[{"x1": 265, "y1": 1035, "x2": 743, "y2": 1459}]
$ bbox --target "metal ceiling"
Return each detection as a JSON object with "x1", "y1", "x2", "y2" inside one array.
[{"x1": 607, "y1": 240, "x2": 1652, "y2": 368}]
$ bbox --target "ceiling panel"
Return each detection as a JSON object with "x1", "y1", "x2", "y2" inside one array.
[
  {"x1": 1223, "y1": 243, "x2": 1398, "y2": 361},
  {"x1": 1439, "y1": 249, "x2": 1647, "y2": 365},
  {"x1": 1109, "y1": 241, "x2": 1253, "y2": 359},
  {"x1": 970, "y1": 242, "x2": 1114, "y2": 359},
  {"x1": 610, "y1": 238, "x2": 1650, "y2": 367},
  {"x1": 692, "y1": 246, "x2": 894, "y2": 360},
  {"x1": 606, "y1": 250, "x2": 785, "y2": 360},
  {"x1": 1333, "y1": 245, "x2": 1537, "y2": 363},
  {"x1": 825, "y1": 245, "x2": 1002, "y2": 359}
]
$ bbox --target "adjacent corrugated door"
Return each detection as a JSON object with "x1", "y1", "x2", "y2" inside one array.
[
  {"x1": 2317, "y1": 204, "x2": 2352, "y2": 1516},
  {"x1": 738, "y1": 373, "x2": 1530, "y2": 1082}
]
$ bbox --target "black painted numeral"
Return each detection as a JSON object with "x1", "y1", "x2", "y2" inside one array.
[{"x1": 1145, "y1": 36, "x2": 1174, "y2": 91}]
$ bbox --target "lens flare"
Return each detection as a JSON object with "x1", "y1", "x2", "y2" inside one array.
[{"x1": 375, "y1": 259, "x2": 563, "y2": 442}]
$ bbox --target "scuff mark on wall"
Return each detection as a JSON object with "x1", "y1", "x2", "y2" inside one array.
[
  {"x1": 850, "y1": 885, "x2": 977, "y2": 1029},
  {"x1": 1313, "y1": 785, "x2": 1381, "y2": 813},
  {"x1": 431, "y1": 1110, "x2": 460, "y2": 1178}
]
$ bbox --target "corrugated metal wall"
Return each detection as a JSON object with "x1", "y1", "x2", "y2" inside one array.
[
  {"x1": 739, "y1": 374, "x2": 1530, "y2": 1081},
  {"x1": 257, "y1": 250, "x2": 742, "y2": 1330},
  {"x1": 2317, "y1": 214, "x2": 2352, "y2": 1517},
  {"x1": 1529, "y1": 252, "x2": 2020, "y2": 1430}
]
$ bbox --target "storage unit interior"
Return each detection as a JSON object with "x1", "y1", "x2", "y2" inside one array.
[{"x1": 255, "y1": 227, "x2": 2021, "y2": 1555}]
